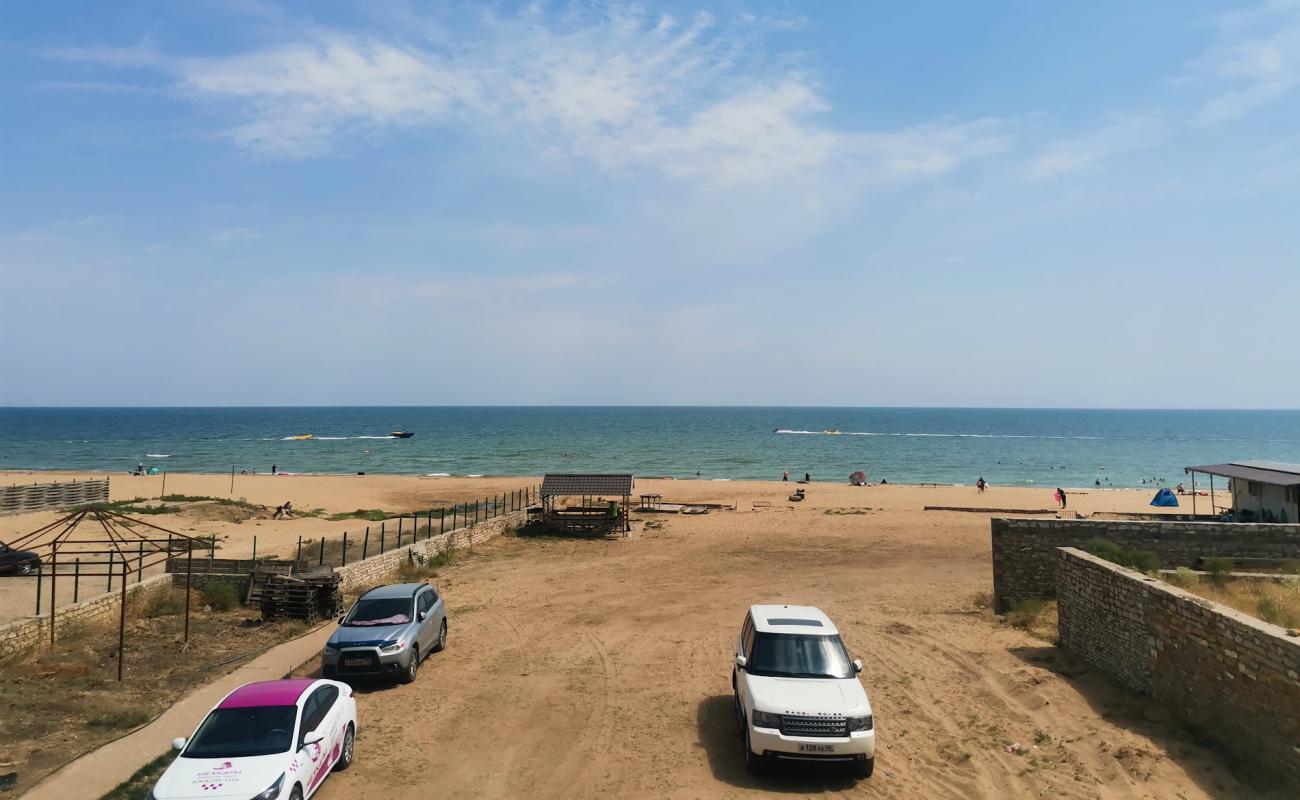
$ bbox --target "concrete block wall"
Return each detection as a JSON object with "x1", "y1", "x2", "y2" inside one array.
[
  {"x1": 1057, "y1": 548, "x2": 1300, "y2": 787},
  {"x1": 0, "y1": 573, "x2": 173, "y2": 658},
  {"x1": 992, "y1": 517, "x2": 1300, "y2": 611}
]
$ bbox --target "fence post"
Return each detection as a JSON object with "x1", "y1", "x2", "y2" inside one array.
[
  {"x1": 474, "y1": 500, "x2": 479, "y2": 526},
  {"x1": 296, "y1": 536, "x2": 303, "y2": 568},
  {"x1": 397, "y1": 517, "x2": 403, "y2": 548},
  {"x1": 74, "y1": 558, "x2": 81, "y2": 603},
  {"x1": 362, "y1": 527, "x2": 370, "y2": 560},
  {"x1": 319, "y1": 537, "x2": 325, "y2": 566},
  {"x1": 440, "y1": 508, "x2": 445, "y2": 535},
  {"x1": 107, "y1": 551, "x2": 114, "y2": 592},
  {"x1": 252, "y1": 535, "x2": 257, "y2": 562},
  {"x1": 137, "y1": 540, "x2": 144, "y2": 583},
  {"x1": 380, "y1": 522, "x2": 386, "y2": 553},
  {"x1": 342, "y1": 531, "x2": 348, "y2": 566},
  {"x1": 35, "y1": 562, "x2": 43, "y2": 615}
]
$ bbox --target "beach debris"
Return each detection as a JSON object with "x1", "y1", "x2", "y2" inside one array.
[{"x1": 1004, "y1": 742, "x2": 1022, "y2": 754}]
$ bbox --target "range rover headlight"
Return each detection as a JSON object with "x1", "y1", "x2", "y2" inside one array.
[
  {"x1": 847, "y1": 714, "x2": 874, "y2": 732},
  {"x1": 379, "y1": 639, "x2": 406, "y2": 654},
  {"x1": 750, "y1": 710, "x2": 782, "y2": 729}
]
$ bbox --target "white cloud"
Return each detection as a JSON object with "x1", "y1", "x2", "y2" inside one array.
[
  {"x1": 43, "y1": 40, "x2": 165, "y2": 68},
  {"x1": 1028, "y1": 113, "x2": 1165, "y2": 179},
  {"x1": 53, "y1": 6, "x2": 1006, "y2": 185},
  {"x1": 1193, "y1": 1, "x2": 1300, "y2": 123}
]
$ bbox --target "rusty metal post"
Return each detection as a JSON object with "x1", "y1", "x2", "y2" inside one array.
[
  {"x1": 342, "y1": 531, "x2": 349, "y2": 566},
  {"x1": 362, "y1": 527, "x2": 370, "y2": 560},
  {"x1": 74, "y1": 557, "x2": 81, "y2": 603},
  {"x1": 184, "y1": 543, "x2": 193, "y2": 643},
  {"x1": 117, "y1": 560, "x2": 127, "y2": 681}
]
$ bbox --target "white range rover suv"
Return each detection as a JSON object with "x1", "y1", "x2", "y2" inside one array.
[{"x1": 732, "y1": 604, "x2": 876, "y2": 777}]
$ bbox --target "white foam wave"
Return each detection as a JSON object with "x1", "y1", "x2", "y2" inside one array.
[
  {"x1": 773, "y1": 429, "x2": 1104, "y2": 440},
  {"x1": 425, "y1": 472, "x2": 451, "y2": 477},
  {"x1": 145, "y1": 454, "x2": 172, "y2": 458}
]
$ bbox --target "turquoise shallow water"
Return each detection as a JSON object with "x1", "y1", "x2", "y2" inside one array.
[{"x1": 1, "y1": 407, "x2": 1298, "y2": 488}]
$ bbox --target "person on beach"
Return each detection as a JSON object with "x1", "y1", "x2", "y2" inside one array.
[
  {"x1": 976, "y1": 477, "x2": 986, "y2": 493},
  {"x1": 1056, "y1": 488, "x2": 1067, "y2": 508},
  {"x1": 783, "y1": 470, "x2": 789, "y2": 482},
  {"x1": 271, "y1": 464, "x2": 277, "y2": 475},
  {"x1": 804, "y1": 472, "x2": 811, "y2": 483}
]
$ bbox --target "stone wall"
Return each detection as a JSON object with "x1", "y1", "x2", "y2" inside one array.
[
  {"x1": 335, "y1": 510, "x2": 523, "y2": 592},
  {"x1": 992, "y1": 517, "x2": 1300, "y2": 611},
  {"x1": 0, "y1": 573, "x2": 173, "y2": 658},
  {"x1": 1057, "y1": 547, "x2": 1300, "y2": 787},
  {"x1": 0, "y1": 478, "x2": 109, "y2": 516}
]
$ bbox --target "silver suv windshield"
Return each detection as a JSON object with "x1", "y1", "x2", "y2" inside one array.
[
  {"x1": 343, "y1": 597, "x2": 412, "y2": 626},
  {"x1": 748, "y1": 632, "x2": 854, "y2": 679}
]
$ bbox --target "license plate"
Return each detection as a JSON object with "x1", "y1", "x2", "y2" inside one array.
[
  {"x1": 343, "y1": 658, "x2": 369, "y2": 666},
  {"x1": 798, "y1": 744, "x2": 834, "y2": 754}
]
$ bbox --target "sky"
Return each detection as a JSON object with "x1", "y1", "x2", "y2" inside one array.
[{"x1": 2, "y1": 0, "x2": 1299, "y2": 408}]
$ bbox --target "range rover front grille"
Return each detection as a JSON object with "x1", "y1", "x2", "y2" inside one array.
[{"x1": 780, "y1": 714, "x2": 847, "y2": 738}]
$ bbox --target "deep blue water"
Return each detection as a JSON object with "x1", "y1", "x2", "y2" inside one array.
[{"x1": 1, "y1": 407, "x2": 1298, "y2": 488}]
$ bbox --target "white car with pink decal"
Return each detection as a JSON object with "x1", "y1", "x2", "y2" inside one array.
[{"x1": 149, "y1": 678, "x2": 357, "y2": 800}]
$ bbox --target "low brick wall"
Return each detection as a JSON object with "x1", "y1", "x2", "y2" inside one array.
[
  {"x1": 1057, "y1": 548, "x2": 1300, "y2": 787},
  {"x1": 0, "y1": 573, "x2": 173, "y2": 658},
  {"x1": 992, "y1": 517, "x2": 1300, "y2": 611},
  {"x1": 335, "y1": 510, "x2": 523, "y2": 592}
]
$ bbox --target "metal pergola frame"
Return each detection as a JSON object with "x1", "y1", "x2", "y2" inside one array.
[{"x1": 7, "y1": 506, "x2": 212, "y2": 680}]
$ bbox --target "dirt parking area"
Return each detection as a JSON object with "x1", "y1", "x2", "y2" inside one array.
[{"x1": 301, "y1": 506, "x2": 1285, "y2": 800}]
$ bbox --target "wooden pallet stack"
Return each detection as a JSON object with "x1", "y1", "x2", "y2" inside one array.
[{"x1": 259, "y1": 572, "x2": 343, "y2": 623}]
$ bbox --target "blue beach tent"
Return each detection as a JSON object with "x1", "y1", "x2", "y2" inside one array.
[{"x1": 1150, "y1": 487, "x2": 1178, "y2": 507}]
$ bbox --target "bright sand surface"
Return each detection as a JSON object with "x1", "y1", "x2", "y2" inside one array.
[{"x1": 2, "y1": 473, "x2": 1271, "y2": 798}]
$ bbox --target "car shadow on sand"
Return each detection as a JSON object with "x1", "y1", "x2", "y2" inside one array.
[
  {"x1": 1009, "y1": 645, "x2": 1292, "y2": 799},
  {"x1": 696, "y1": 695, "x2": 865, "y2": 793}
]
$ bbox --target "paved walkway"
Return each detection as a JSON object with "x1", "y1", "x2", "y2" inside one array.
[{"x1": 26, "y1": 623, "x2": 334, "y2": 800}]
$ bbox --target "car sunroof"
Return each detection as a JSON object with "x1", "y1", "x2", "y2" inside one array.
[{"x1": 767, "y1": 618, "x2": 823, "y2": 627}]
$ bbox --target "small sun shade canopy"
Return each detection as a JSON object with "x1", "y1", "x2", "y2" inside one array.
[
  {"x1": 1150, "y1": 487, "x2": 1179, "y2": 507},
  {"x1": 766, "y1": 618, "x2": 824, "y2": 627},
  {"x1": 540, "y1": 474, "x2": 634, "y2": 497}
]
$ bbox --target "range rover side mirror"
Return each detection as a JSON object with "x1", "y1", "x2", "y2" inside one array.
[
  {"x1": 302, "y1": 731, "x2": 324, "y2": 748},
  {"x1": 171, "y1": 737, "x2": 187, "y2": 751},
  {"x1": 852, "y1": 659, "x2": 863, "y2": 673},
  {"x1": 735, "y1": 655, "x2": 747, "y2": 670}
]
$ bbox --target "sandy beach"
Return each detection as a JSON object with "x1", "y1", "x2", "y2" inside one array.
[{"x1": 3, "y1": 473, "x2": 1268, "y2": 799}]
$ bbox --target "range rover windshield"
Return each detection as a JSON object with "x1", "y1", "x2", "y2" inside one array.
[{"x1": 747, "y1": 632, "x2": 854, "y2": 679}]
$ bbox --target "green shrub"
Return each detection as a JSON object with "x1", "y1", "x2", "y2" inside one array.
[
  {"x1": 201, "y1": 583, "x2": 241, "y2": 612},
  {"x1": 135, "y1": 586, "x2": 186, "y2": 618},
  {"x1": 1164, "y1": 567, "x2": 1200, "y2": 589},
  {"x1": 87, "y1": 705, "x2": 152, "y2": 730},
  {"x1": 1084, "y1": 538, "x2": 1161, "y2": 573},
  {"x1": 1202, "y1": 557, "x2": 1234, "y2": 586}
]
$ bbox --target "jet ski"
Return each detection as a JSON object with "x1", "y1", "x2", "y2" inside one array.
[
  {"x1": 290, "y1": 434, "x2": 314, "y2": 440},
  {"x1": 390, "y1": 431, "x2": 415, "y2": 438}
]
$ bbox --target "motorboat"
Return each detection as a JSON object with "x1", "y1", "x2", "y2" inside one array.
[{"x1": 390, "y1": 431, "x2": 415, "y2": 438}]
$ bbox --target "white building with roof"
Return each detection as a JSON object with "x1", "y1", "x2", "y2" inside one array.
[{"x1": 1184, "y1": 460, "x2": 1300, "y2": 523}]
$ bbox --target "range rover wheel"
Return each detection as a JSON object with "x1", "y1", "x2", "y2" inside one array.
[
  {"x1": 399, "y1": 648, "x2": 419, "y2": 684},
  {"x1": 854, "y1": 756, "x2": 874, "y2": 779},
  {"x1": 742, "y1": 726, "x2": 766, "y2": 775}
]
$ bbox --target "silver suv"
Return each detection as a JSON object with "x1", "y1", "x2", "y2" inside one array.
[{"x1": 322, "y1": 582, "x2": 447, "y2": 684}]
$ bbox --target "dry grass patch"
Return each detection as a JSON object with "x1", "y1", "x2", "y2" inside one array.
[{"x1": 1170, "y1": 573, "x2": 1300, "y2": 628}]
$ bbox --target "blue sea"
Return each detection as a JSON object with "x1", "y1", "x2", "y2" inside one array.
[{"x1": 1, "y1": 407, "x2": 1298, "y2": 489}]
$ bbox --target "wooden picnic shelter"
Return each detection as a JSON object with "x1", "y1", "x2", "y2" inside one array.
[{"x1": 540, "y1": 474, "x2": 634, "y2": 536}]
